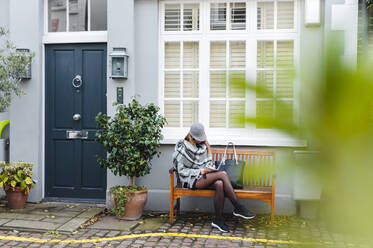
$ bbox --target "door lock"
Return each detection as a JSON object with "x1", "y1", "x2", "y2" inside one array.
[{"x1": 73, "y1": 114, "x2": 81, "y2": 121}]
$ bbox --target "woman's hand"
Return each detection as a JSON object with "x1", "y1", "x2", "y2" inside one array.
[{"x1": 201, "y1": 168, "x2": 212, "y2": 175}]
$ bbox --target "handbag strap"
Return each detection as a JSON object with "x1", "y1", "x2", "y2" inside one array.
[{"x1": 221, "y1": 142, "x2": 238, "y2": 165}]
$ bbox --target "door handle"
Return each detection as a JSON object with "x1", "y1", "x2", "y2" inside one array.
[
  {"x1": 72, "y1": 75, "x2": 83, "y2": 89},
  {"x1": 73, "y1": 113, "x2": 81, "y2": 121},
  {"x1": 66, "y1": 130, "x2": 88, "y2": 139}
]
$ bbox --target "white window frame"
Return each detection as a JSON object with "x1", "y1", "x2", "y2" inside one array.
[
  {"x1": 159, "y1": 0, "x2": 305, "y2": 147},
  {"x1": 43, "y1": 0, "x2": 107, "y2": 44}
]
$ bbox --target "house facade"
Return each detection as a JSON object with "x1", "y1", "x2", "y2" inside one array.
[{"x1": 0, "y1": 0, "x2": 362, "y2": 214}]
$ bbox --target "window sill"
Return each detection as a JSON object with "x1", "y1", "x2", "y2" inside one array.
[{"x1": 160, "y1": 128, "x2": 307, "y2": 148}]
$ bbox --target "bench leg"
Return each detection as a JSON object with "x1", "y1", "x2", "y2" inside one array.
[
  {"x1": 170, "y1": 194, "x2": 174, "y2": 224},
  {"x1": 271, "y1": 200, "x2": 275, "y2": 224}
]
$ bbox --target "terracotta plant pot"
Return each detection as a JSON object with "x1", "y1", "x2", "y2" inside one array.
[
  {"x1": 110, "y1": 189, "x2": 148, "y2": 220},
  {"x1": 5, "y1": 187, "x2": 29, "y2": 209}
]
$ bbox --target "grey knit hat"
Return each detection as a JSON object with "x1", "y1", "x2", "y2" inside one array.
[{"x1": 189, "y1": 123, "x2": 206, "y2": 142}]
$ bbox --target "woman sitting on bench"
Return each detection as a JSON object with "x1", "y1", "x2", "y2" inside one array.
[{"x1": 172, "y1": 123, "x2": 256, "y2": 233}]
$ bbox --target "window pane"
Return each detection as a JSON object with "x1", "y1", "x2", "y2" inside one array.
[
  {"x1": 69, "y1": 0, "x2": 88, "y2": 32},
  {"x1": 277, "y1": 1, "x2": 294, "y2": 29},
  {"x1": 48, "y1": 0, "x2": 67, "y2": 32},
  {"x1": 256, "y1": 100, "x2": 273, "y2": 128},
  {"x1": 276, "y1": 100, "x2": 293, "y2": 121},
  {"x1": 256, "y1": 70, "x2": 274, "y2": 98},
  {"x1": 210, "y1": 101, "x2": 226, "y2": 128},
  {"x1": 210, "y1": 41, "x2": 226, "y2": 68},
  {"x1": 210, "y1": 71, "x2": 226, "y2": 98},
  {"x1": 164, "y1": 72, "x2": 180, "y2": 98},
  {"x1": 228, "y1": 71, "x2": 245, "y2": 98},
  {"x1": 165, "y1": 101, "x2": 180, "y2": 127},
  {"x1": 183, "y1": 72, "x2": 199, "y2": 98},
  {"x1": 230, "y1": 41, "x2": 246, "y2": 68},
  {"x1": 257, "y1": 41, "x2": 274, "y2": 68},
  {"x1": 210, "y1": 3, "x2": 226, "y2": 30},
  {"x1": 276, "y1": 70, "x2": 293, "y2": 98},
  {"x1": 184, "y1": 4, "x2": 199, "y2": 31},
  {"x1": 165, "y1": 4, "x2": 181, "y2": 31},
  {"x1": 165, "y1": 42, "x2": 180, "y2": 69},
  {"x1": 231, "y1": 2, "x2": 246, "y2": 30},
  {"x1": 229, "y1": 101, "x2": 245, "y2": 128},
  {"x1": 183, "y1": 42, "x2": 199, "y2": 69},
  {"x1": 183, "y1": 101, "x2": 199, "y2": 127},
  {"x1": 277, "y1": 41, "x2": 294, "y2": 68},
  {"x1": 91, "y1": 0, "x2": 107, "y2": 31},
  {"x1": 257, "y1": 1, "x2": 274, "y2": 30}
]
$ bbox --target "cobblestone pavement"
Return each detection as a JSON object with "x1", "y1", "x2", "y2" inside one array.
[{"x1": 0, "y1": 213, "x2": 369, "y2": 248}]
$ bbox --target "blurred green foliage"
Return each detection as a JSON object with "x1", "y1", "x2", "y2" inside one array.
[
  {"x1": 0, "y1": 27, "x2": 34, "y2": 112},
  {"x1": 238, "y1": 35, "x2": 373, "y2": 245}
]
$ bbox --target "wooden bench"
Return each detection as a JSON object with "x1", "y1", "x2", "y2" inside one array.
[{"x1": 169, "y1": 148, "x2": 275, "y2": 224}]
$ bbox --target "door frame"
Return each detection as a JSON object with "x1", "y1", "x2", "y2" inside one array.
[{"x1": 43, "y1": 43, "x2": 108, "y2": 202}]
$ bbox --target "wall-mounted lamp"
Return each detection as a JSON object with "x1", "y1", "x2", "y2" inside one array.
[
  {"x1": 305, "y1": 0, "x2": 321, "y2": 27},
  {"x1": 16, "y1": 48, "x2": 32, "y2": 80},
  {"x1": 110, "y1": 48, "x2": 129, "y2": 79}
]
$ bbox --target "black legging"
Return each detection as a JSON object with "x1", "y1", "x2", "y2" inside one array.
[{"x1": 195, "y1": 171, "x2": 240, "y2": 220}]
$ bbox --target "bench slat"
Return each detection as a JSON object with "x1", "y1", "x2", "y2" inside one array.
[{"x1": 174, "y1": 188, "x2": 272, "y2": 199}]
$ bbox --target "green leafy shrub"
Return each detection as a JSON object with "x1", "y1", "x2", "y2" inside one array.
[
  {"x1": 0, "y1": 27, "x2": 34, "y2": 112},
  {"x1": 0, "y1": 161, "x2": 35, "y2": 195},
  {"x1": 95, "y1": 99, "x2": 166, "y2": 215}
]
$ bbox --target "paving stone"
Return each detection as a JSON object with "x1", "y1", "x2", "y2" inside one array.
[
  {"x1": 86, "y1": 216, "x2": 139, "y2": 231},
  {"x1": 0, "y1": 213, "x2": 45, "y2": 221},
  {"x1": 40, "y1": 216, "x2": 72, "y2": 224},
  {"x1": 133, "y1": 217, "x2": 168, "y2": 232},
  {"x1": 0, "y1": 218, "x2": 11, "y2": 226},
  {"x1": 76, "y1": 208, "x2": 103, "y2": 218},
  {"x1": 3, "y1": 219, "x2": 61, "y2": 231},
  {"x1": 47, "y1": 211, "x2": 79, "y2": 217},
  {"x1": 56, "y1": 218, "x2": 88, "y2": 232}
]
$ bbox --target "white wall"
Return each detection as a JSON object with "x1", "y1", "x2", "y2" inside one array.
[
  {"x1": 8, "y1": 0, "x2": 44, "y2": 202},
  {"x1": 105, "y1": 0, "x2": 136, "y2": 205}
]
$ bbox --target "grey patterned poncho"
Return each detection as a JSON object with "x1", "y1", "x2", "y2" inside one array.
[{"x1": 172, "y1": 139, "x2": 213, "y2": 189}]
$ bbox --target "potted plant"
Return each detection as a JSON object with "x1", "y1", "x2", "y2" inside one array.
[
  {"x1": 95, "y1": 99, "x2": 166, "y2": 220},
  {"x1": 0, "y1": 27, "x2": 34, "y2": 120},
  {"x1": 0, "y1": 161, "x2": 35, "y2": 209}
]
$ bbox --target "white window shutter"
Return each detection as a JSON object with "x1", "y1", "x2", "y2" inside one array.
[
  {"x1": 210, "y1": 41, "x2": 226, "y2": 68},
  {"x1": 229, "y1": 101, "x2": 245, "y2": 128},
  {"x1": 230, "y1": 41, "x2": 246, "y2": 68},
  {"x1": 210, "y1": 101, "x2": 226, "y2": 128},
  {"x1": 165, "y1": 4, "x2": 181, "y2": 31},
  {"x1": 257, "y1": 1, "x2": 274, "y2": 30},
  {"x1": 257, "y1": 41, "x2": 274, "y2": 68},
  {"x1": 184, "y1": 4, "x2": 200, "y2": 31},
  {"x1": 230, "y1": 2, "x2": 246, "y2": 30},
  {"x1": 164, "y1": 72, "x2": 180, "y2": 98},
  {"x1": 277, "y1": 40, "x2": 294, "y2": 68},
  {"x1": 210, "y1": 71, "x2": 226, "y2": 98},
  {"x1": 277, "y1": 1, "x2": 294, "y2": 29},
  {"x1": 183, "y1": 42, "x2": 199, "y2": 68},
  {"x1": 183, "y1": 101, "x2": 199, "y2": 127},
  {"x1": 210, "y1": 3, "x2": 227, "y2": 30},
  {"x1": 165, "y1": 42, "x2": 180, "y2": 68},
  {"x1": 164, "y1": 101, "x2": 180, "y2": 127},
  {"x1": 183, "y1": 71, "x2": 199, "y2": 98}
]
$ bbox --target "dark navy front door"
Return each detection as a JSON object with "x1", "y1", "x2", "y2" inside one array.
[{"x1": 45, "y1": 44, "x2": 107, "y2": 200}]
